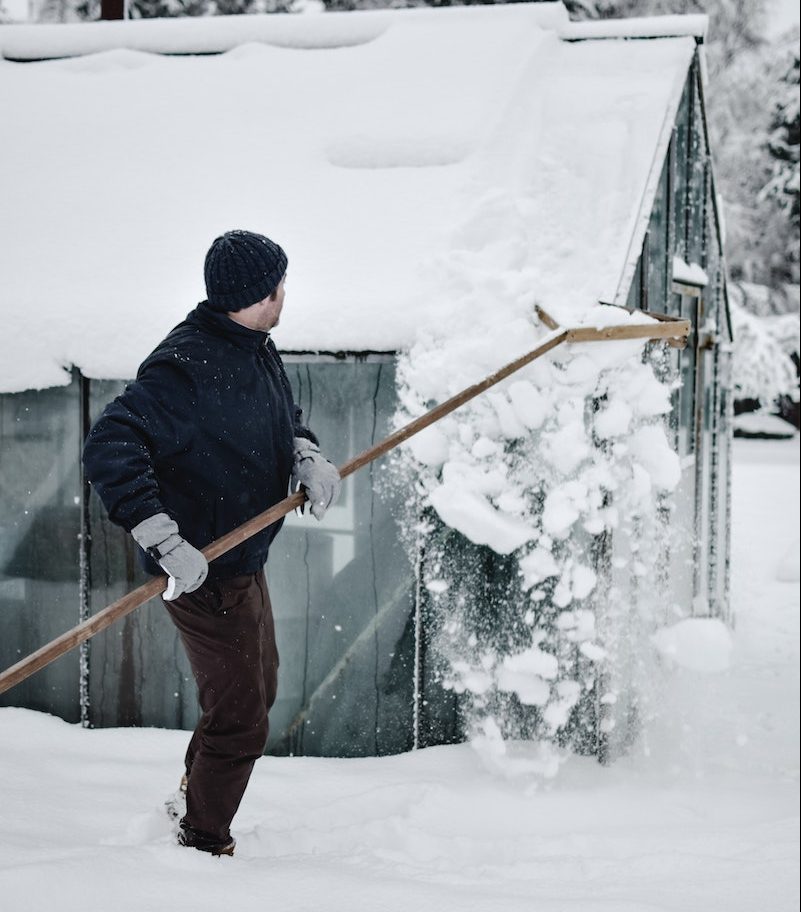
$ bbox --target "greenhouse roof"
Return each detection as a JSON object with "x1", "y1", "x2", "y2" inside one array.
[{"x1": 0, "y1": 3, "x2": 697, "y2": 392}]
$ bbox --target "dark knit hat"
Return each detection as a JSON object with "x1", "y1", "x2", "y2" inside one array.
[{"x1": 204, "y1": 230, "x2": 288, "y2": 313}]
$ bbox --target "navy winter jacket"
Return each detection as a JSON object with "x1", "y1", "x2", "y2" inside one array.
[{"x1": 82, "y1": 302, "x2": 317, "y2": 580}]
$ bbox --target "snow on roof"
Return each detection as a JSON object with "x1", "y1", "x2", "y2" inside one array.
[
  {"x1": 0, "y1": 4, "x2": 695, "y2": 392},
  {"x1": 0, "y1": 3, "x2": 570, "y2": 60},
  {"x1": 559, "y1": 14, "x2": 708, "y2": 42}
]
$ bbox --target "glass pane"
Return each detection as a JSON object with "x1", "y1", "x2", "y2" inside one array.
[
  {"x1": 673, "y1": 80, "x2": 691, "y2": 260},
  {"x1": 269, "y1": 361, "x2": 415, "y2": 757},
  {"x1": 626, "y1": 257, "x2": 643, "y2": 311},
  {"x1": 687, "y1": 88, "x2": 707, "y2": 267},
  {"x1": 714, "y1": 348, "x2": 733, "y2": 619},
  {"x1": 0, "y1": 378, "x2": 81, "y2": 721},
  {"x1": 678, "y1": 294, "x2": 698, "y2": 456},
  {"x1": 646, "y1": 157, "x2": 671, "y2": 313}
]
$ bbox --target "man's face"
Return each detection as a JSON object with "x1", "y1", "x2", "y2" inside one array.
[
  {"x1": 264, "y1": 275, "x2": 286, "y2": 329},
  {"x1": 229, "y1": 275, "x2": 286, "y2": 332}
]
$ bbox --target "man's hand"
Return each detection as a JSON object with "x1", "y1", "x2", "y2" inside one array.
[
  {"x1": 131, "y1": 513, "x2": 208, "y2": 600},
  {"x1": 291, "y1": 437, "x2": 342, "y2": 521}
]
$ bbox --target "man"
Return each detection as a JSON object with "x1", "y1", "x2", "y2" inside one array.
[{"x1": 83, "y1": 230, "x2": 341, "y2": 857}]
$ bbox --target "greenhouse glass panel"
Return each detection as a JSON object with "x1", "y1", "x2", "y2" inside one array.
[
  {"x1": 268, "y1": 360, "x2": 415, "y2": 757},
  {"x1": 646, "y1": 157, "x2": 671, "y2": 313},
  {"x1": 713, "y1": 347, "x2": 734, "y2": 620},
  {"x1": 687, "y1": 80, "x2": 707, "y2": 267},
  {"x1": 677, "y1": 293, "x2": 699, "y2": 456},
  {"x1": 693, "y1": 341, "x2": 714, "y2": 609},
  {"x1": 625, "y1": 258, "x2": 643, "y2": 311},
  {"x1": 0, "y1": 377, "x2": 81, "y2": 721},
  {"x1": 673, "y1": 81, "x2": 691, "y2": 261}
]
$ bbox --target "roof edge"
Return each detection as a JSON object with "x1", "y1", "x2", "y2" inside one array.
[
  {"x1": 612, "y1": 39, "x2": 697, "y2": 306},
  {"x1": 559, "y1": 14, "x2": 708, "y2": 43}
]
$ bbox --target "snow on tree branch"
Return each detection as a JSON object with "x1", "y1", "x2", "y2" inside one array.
[{"x1": 729, "y1": 291, "x2": 799, "y2": 404}]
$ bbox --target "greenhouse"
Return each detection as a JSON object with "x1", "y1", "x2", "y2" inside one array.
[{"x1": 0, "y1": 2, "x2": 731, "y2": 761}]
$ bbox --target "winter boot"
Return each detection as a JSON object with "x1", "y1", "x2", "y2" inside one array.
[{"x1": 177, "y1": 821, "x2": 236, "y2": 857}]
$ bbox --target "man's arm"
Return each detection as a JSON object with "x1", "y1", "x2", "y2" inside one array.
[{"x1": 82, "y1": 359, "x2": 197, "y2": 533}]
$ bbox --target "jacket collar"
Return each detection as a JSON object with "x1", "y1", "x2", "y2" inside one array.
[{"x1": 189, "y1": 301, "x2": 269, "y2": 351}]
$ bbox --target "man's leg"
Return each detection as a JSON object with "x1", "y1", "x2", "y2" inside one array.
[
  {"x1": 183, "y1": 717, "x2": 205, "y2": 781},
  {"x1": 163, "y1": 571, "x2": 279, "y2": 844}
]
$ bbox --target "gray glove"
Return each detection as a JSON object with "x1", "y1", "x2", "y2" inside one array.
[
  {"x1": 291, "y1": 437, "x2": 342, "y2": 521},
  {"x1": 131, "y1": 512, "x2": 208, "y2": 601}
]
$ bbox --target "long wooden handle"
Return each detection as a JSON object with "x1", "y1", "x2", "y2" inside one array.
[
  {"x1": 0, "y1": 330, "x2": 569, "y2": 696},
  {"x1": 0, "y1": 312, "x2": 692, "y2": 696}
]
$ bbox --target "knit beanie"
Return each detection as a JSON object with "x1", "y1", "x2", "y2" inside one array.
[{"x1": 203, "y1": 230, "x2": 288, "y2": 313}]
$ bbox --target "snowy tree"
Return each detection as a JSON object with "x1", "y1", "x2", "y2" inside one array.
[
  {"x1": 728, "y1": 292, "x2": 799, "y2": 405},
  {"x1": 760, "y1": 50, "x2": 800, "y2": 282}
]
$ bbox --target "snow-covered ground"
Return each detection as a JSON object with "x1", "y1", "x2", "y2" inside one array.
[{"x1": 1, "y1": 436, "x2": 798, "y2": 911}]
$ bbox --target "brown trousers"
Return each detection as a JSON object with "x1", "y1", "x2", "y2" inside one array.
[{"x1": 163, "y1": 571, "x2": 279, "y2": 842}]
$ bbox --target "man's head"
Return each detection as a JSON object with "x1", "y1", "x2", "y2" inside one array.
[{"x1": 203, "y1": 229, "x2": 287, "y2": 317}]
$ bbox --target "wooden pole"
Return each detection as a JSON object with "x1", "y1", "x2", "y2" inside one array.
[
  {"x1": 0, "y1": 330, "x2": 568, "y2": 696},
  {"x1": 0, "y1": 314, "x2": 690, "y2": 696}
]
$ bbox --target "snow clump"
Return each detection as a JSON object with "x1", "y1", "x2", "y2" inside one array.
[{"x1": 391, "y1": 192, "x2": 683, "y2": 772}]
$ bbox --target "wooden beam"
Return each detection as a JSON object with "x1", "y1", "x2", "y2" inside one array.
[
  {"x1": 565, "y1": 321, "x2": 691, "y2": 344},
  {"x1": 535, "y1": 305, "x2": 560, "y2": 330},
  {"x1": 0, "y1": 330, "x2": 570, "y2": 696},
  {"x1": 0, "y1": 307, "x2": 693, "y2": 696},
  {"x1": 671, "y1": 280, "x2": 703, "y2": 298}
]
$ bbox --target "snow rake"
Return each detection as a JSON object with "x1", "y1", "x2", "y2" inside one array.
[{"x1": 0, "y1": 307, "x2": 690, "y2": 696}]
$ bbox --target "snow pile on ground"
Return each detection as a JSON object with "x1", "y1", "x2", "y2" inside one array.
[
  {"x1": 651, "y1": 617, "x2": 733, "y2": 673},
  {"x1": 0, "y1": 438, "x2": 797, "y2": 911},
  {"x1": 0, "y1": 7, "x2": 693, "y2": 392}
]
